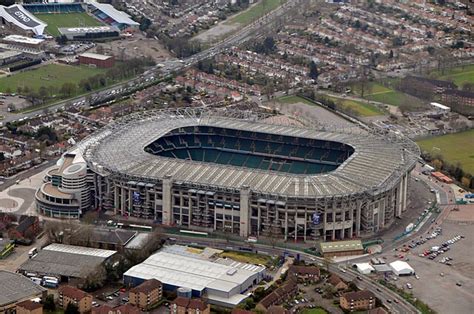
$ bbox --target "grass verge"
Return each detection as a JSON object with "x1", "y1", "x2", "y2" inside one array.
[{"x1": 226, "y1": 0, "x2": 285, "y2": 26}]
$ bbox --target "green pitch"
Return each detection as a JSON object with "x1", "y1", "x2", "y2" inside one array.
[
  {"x1": 0, "y1": 64, "x2": 106, "y2": 94},
  {"x1": 226, "y1": 0, "x2": 285, "y2": 26},
  {"x1": 417, "y1": 129, "x2": 474, "y2": 174},
  {"x1": 35, "y1": 12, "x2": 103, "y2": 37}
]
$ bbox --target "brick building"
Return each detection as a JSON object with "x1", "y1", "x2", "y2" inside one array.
[
  {"x1": 78, "y1": 52, "x2": 115, "y2": 68},
  {"x1": 340, "y1": 290, "x2": 376, "y2": 312},
  {"x1": 8, "y1": 215, "x2": 40, "y2": 240},
  {"x1": 442, "y1": 89, "x2": 474, "y2": 107},
  {"x1": 16, "y1": 300, "x2": 43, "y2": 314},
  {"x1": 327, "y1": 274, "x2": 348, "y2": 291},
  {"x1": 256, "y1": 277, "x2": 298, "y2": 311},
  {"x1": 171, "y1": 297, "x2": 210, "y2": 314},
  {"x1": 58, "y1": 286, "x2": 92, "y2": 314},
  {"x1": 92, "y1": 304, "x2": 140, "y2": 314},
  {"x1": 129, "y1": 279, "x2": 162, "y2": 310},
  {"x1": 287, "y1": 265, "x2": 320, "y2": 282}
]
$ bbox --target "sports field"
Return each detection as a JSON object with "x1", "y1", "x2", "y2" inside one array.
[
  {"x1": 226, "y1": 0, "x2": 285, "y2": 26},
  {"x1": 417, "y1": 129, "x2": 474, "y2": 174},
  {"x1": 430, "y1": 64, "x2": 474, "y2": 87},
  {"x1": 325, "y1": 95, "x2": 384, "y2": 117},
  {"x1": 0, "y1": 64, "x2": 106, "y2": 94},
  {"x1": 352, "y1": 82, "x2": 426, "y2": 109},
  {"x1": 35, "y1": 12, "x2": 103, "y2": 37},
  {"x1": 277, "y1": 95, "x2": 383, "y2": 117}
]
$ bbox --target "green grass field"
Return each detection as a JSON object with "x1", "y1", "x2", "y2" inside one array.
[
  {"x1": 325, "y1": 96, "x2": 384, "y2": 117},
  {"x1": 417, "y1": 129, "x2": 474, "y2": 174},
  {"x1": 352, "y1": 82, "x2": 426, "y2": 109},
  {"x1": 277, "y1": 95, "x2": 315, "y2": 106},
  {"x1": 226, "y1": 0, "x2": 285, "y2": 25},
  {"x1": 430, "y1": 64, "x2": 474, "y2": 87},
  {"x1": 0, "y1": 64, "x2": 106, "y2": 94},
  {"x1": 277, "y1": 95, "x2": 383, "y2": 117},
  {"x1": 220, "y1": 251, "x2": 272, "y2": 265},
  {"x1": 35, "y1": 12, "x2": 103, "y2": 37}
]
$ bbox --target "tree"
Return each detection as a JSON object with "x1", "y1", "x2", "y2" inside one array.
[
  {"x1": 0, "y1": 152, "x2": 4, "y2": 162},
  {"x1": 80, "y1": 265, "x2": 107, "y2": 291},
  {"x1": 309, "y1": 61, "x2": 319, "y2": 80},
  {"x1": 461, "y1": 176, "x2": 471, "y2": 188},
  {"x1": 65, "y1": 302, "x2": 79, "y2": 314},
  {"x1": 56, "y1": 35, "x2": 67, "y2": 45},
  {"x1": 389, "y1": 50, "x2": 394, "y2": 59},
  {"x1": 38, "y1": 86, "x2": 49, "y2": 103},
  {"x1": 43, "y1": 295, "x2": 56, "y2": 311},
  {"x1": 59, "y1": 82, "x2": 76, "y2": 98},
  {"x1": 432, "y1": 159, "x2": 443, "y2": 171}
]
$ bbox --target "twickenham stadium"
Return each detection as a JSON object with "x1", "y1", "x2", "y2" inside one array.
[{"x1": 36, "y1": 109, "x2": 419, "y2": 241}]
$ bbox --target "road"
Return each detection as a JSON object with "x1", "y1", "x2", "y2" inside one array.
[{"x1": 167, "y1": 234, "x2": 419, "y2": 314}]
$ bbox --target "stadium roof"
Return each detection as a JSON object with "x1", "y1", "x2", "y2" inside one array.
[
  {"x1": 2, "y1": 35, "x2": 44, "y2": 45},
  {"x1": 0, "y1": 5, "x2": 47, "y2": 36},
  {"x1": 59, "y1": 26, "x2": 119, "y2": 35},
  {"x1": 0, "y1": 270, "x2": 46, "y2": 307},
  {"x1": 88, "y1": 1, "x2": 139, "y2": 26},
  {"x1": 82, "y1": 109, "x2": 418, "y2": 198},
  {"x1": 320, "y1": 240, "x2": 363, "y2": 253}
]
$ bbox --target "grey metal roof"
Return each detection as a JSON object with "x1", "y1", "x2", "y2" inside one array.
[
  {"x1": 0, "y1": 270, "x2": 46, "y2": 306},
  {"x1": 82, "y1": 109, "x2": 418, "y2": 198},
  {"x1": 19, "y1": 245, "x2": 116, "y2": 278}
]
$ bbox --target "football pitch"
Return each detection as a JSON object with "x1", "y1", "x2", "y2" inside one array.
[{"x1": 35, "y1": 12, "x2": 103, "y2": 37}]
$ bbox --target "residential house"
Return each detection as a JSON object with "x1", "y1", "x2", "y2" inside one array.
[
  {"x1": 327, "y1": 274, "x2": 348, "y2": 291},
  {"x1": 340, "y1": 290, "x2": 376, "y2": 312},
  {"x1": 58, "y1": 286, "x2": 92, "y2": 313},
  {"x1": 93, "y1": 304, "x2": 140, "y2": 314},
  {"x1": 171, "y1": 297, "x2": 210, "y2": 314},
  {"x1": 256, "y1": 277, "x2": 298, "y2": 311},
  {"x1": 16, "y1": 300, "x2": 43, "y2": 314},
  {"x1": 287, "y1": 265, "x2": 320, "y2": 282},
  {"x1": 267, "y1": 306, "x2": 289, "y2": 314},
  {"x1": 129, "y1": 279, "x2": 162, "y2": 310},
  {"x1": 8, "y1": 215, "x2": 40, "y2": 240}
]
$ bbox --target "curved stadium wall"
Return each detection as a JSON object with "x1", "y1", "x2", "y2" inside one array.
[{"x1": 52, "y1": 109, "x2": 419, "y2": 241}]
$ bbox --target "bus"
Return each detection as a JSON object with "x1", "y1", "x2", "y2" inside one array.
[{"x1": 28, "y1": 247, "x2": 38, "y2": 258}]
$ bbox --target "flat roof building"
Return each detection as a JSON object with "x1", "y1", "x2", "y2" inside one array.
[
  {"x1": 123, "y1": 245, "x2": 266, "y2": 307},
  {"x1": 0, "y1": 270, "x2": 47, "y2": 313},
  {"x1": 19, "y1": 243, "x2": 116, "y2": 281},
  {"x1": 78, "y1": 52, "x2": 115, "y2": 68},
  {"x1": 320, "y1": 240, "x2": 364, "y2": 257}
]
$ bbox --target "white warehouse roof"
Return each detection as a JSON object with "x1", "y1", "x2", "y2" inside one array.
[
  {"x1": 124, "y1": 251, "x2": 263, "y2": 292},
  {"x1": 389, "y1": 260, "x2": 415, "y2": 275},
  {"x1": 44, "y1": 243, "x2": 116, "y2": 258},
  {"x1": 354, "y1": 262, "x2": 375, "y2": 275}
]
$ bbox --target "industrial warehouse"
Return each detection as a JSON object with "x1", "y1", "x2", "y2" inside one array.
[
  {"x1": 18, "y1": 243, "x2": 116, "y2": 283},
  {"x1": 123, "y1": 245, "x2": 266, "y2": 307},
  {"x1": 36, "y1": 108, "x2": 418, "y2": 241}
]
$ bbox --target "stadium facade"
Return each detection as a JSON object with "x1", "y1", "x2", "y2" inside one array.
[{"x1": 37, "y1": 109, "x2": 419, "y2": 241}]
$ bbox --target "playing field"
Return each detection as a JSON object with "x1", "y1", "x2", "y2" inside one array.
[
  {"x1": 35, "y1": 12, "x2": 103, "y2": 37},
  {"x1": 417, "y1": 129, "x2": 474, "y2": 174},
  {"x1": 351, "y1": 82, "x2": 426, "y2": 109},
  {"x1": 325, "y1": 95, "x2": 384, "y2": 117},
  {"x1": 430, "y1": 64, "x2": 474, "y2": 87},
  {"x1": 226, "y1": 0, "x2": 285, "y2": 25},
  {"x1": 0, "y1": 64, "x2": 106, "y2": 94}
]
